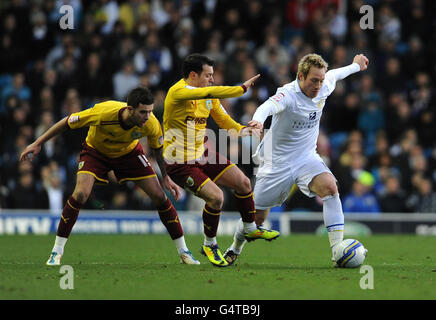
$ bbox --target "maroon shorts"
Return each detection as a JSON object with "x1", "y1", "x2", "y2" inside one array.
[
  {"x1": 166, "y1": 149, "x2": 235, "y2": 194},
  {"x1": 77, "y1": 143, "x2": 156, "y2": 184}
]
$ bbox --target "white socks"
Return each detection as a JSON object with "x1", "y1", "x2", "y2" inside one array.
[
  {"x1": 204, "y1": 236, "x2": 217, "y2": 246},
  {"x1": 322, "y1": 193, "x2": 344, "y2": 248},
  {"x1": 174, "y1": 236, "x2": 189, "y2": 254},
  {"x1": 243, "y1": 221, "x2": 257, "y2": 234},
  {"x1": 52, "y1": 236, "x2": 68, "y2": 255},
  {"x1": 228, "y1": 219, "x2": 247, "y2": 254}
]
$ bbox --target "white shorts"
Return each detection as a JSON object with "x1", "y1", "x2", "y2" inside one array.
[{"x1": 253, "y1": 154, "x2": 334, "y2": 210}]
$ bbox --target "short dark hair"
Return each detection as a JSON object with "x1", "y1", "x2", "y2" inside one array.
[
  {"x1": 182, "y1": 53, "x2": 214, "y2": 78},
  {"x1": 127, "y1": 87, "x2": 154, "y2": 108}
]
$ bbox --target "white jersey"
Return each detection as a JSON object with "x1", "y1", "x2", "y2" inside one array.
[{"x1": 253, "y1": 63, "x2": 360, "y2": 168}]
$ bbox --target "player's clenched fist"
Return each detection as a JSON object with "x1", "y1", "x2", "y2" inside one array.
[{"x1": 353, "y1": 54, "x2": 369, "y2": 71}]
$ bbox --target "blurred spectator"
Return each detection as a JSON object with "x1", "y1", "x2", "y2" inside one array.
[
  {"x1": 0, "y1": 32, "x2": 25, "y2": 74},
  {"x1": 326, "y1": 4, "x2": 347, "y2": 43},
  {"x1": 402, "y1": 35, "x2": 428, "y2": 78},
  {"x1": 174, "y1": 26, "x2": 193, "y2": 61},
  {"x1": 357, "y1": 101, "x2": 385, "y2": 155},
  {"x1": 41, "y1": 163, "x2": 67, "y2": 214},
  {"x1": 358, "y1": 101, "x2": 385, "y2": 136},
  {"x1": 378, "y1": 57, "x2": 406, "y2": 97},
  {"x1": 377, "y1": 174, "x2": 409, "y2": 213},
  {"x1": 285, "y1": 0, "x2": 317, "y2": 32},
  {"x1": 411, "y1": 86, "x2": 432, "y2": 117},
  {"x1": 8, "y1": 172, "x2": 48, "y2": 209},
  {"x1": 45, "y1": 33, "x2": 81, "y2": 70},
  {"x1": 112, "y1": 61, "x2": 140, "y2": 100},
  {"x1": 151, "y1": 0, "x2": 173, "y2": 28},
  {"x1": 402, "y1": 0, "x2": 428, "y2": 40},
  {"x1": 336, "y1": 151, "x2": 366, "y2": 196},
  {"x1": 406, "y1": 178, "x2": 436, "y2": 213},
  {"x1": 1, "y1": 73, "x2": 31, "y2": 111},
  {"x1": 242, "y1": 0, "x2": 267, "y2": 45},
  {"x1": 255, "y1": 32, "x2": 291, "y2": 79},
  {"x1": 377, "y1": 4, "x2": 401, "y2": 44},
  {"x1": 342, "y1": 171, "x2": 380, "y2": 213},
  {"x1": 133, "y1": 31, "x2": 172, "y2": 75},
  {"x1": 385, "y1": 96, "x2": 414, "y2": 144},
  {"x1": 368, "y1": 131, "x2": 389, "y2": 168},
  {"x1": 79, "y1": 52, "x2": 112, "y2": 103},
  {"x1": 327, "y1": 92, "x2": 359, "y2": 138},
  {"x1": 118, "y1": 0, "x2": 149, "y2": 34},
  {"x1": 359, "y1": 74, "x2": 382, "y2": 106},
  {"x1": 29, "y1": 10, "x2": 54, "y2": 62},
  {"x1": 95, "y1": 0, "x2": 119, "y2": 35},
  {"x1": 56, "y1": 54, "x2": 79, "y2": 99},
  {"x1": 203, "y1": 37, "x2": 226, "y2": 65}
]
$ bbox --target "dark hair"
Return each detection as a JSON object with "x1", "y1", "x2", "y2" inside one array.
[
  {"x1": 182, "y1": 53, "x2": 214, "y2": 78},
  {"x1": 127, "y1": 87, "x2": 154, "y2": 108}
]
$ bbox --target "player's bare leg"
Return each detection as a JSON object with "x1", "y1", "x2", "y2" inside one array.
[
  {"x1": 309, "y1": 172, "x2": 344, "y2": 263},
  {"x1": 134, "y1": 177, "x2": 199, "y2": 264},
  {"x1": 254, "y1": 208, "x2": 270, "y2": 227},
  {"x1": 47, "y1": 173, "x2": 95, "y2": 265}
]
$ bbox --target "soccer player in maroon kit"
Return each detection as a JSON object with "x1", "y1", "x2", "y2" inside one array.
[{"x1": 20, "y1": 87, "x2": 200, "y2": 265}]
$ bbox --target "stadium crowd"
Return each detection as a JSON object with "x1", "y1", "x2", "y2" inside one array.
[{"x1": 1, "y1": 0, "x2": 436, "y2": 214}]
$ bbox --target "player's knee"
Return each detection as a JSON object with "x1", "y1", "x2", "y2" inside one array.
[
  {"x1": 208, "y1": 190, "x2": 224, "y2": 210},
  {"x1": 72, "y1": 190, "x2": 90, "y2": 204},
  {"x1": 320, "y1": 183, "x2": 338, "y2": 198},
  {"x1": 148, "y1": 189, "x2": 167, "y2": 206},
  {"x1": 237, "y1": 176, "x2": 252, "y2": 194}
]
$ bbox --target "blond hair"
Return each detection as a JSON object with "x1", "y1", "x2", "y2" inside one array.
[{"x1": 297, "y1": 53, "x2": 328, "y2": 79}]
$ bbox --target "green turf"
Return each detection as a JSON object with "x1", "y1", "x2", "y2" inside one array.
[{"x1": 0, "y1": 234, "x2": 435, "y2": 300}]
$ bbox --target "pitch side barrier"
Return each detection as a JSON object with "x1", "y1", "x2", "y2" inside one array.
[{"x1": 0, "y1": 210, "x2": 435, "y2": 235}]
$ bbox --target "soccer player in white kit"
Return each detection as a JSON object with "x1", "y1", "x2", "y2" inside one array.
[{"x1": 224, "y1": 53, "x2": 369, "y2": 266}]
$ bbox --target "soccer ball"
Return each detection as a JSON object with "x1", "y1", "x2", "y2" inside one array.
[{"x1": 333, "y1": 239, "x2": 367, "y2": 268}]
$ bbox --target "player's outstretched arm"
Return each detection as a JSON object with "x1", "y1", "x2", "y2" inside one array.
[
  {"x1": 173, "y1": 74, "x2": 260, "y2": 101},
  {"x1": 327, "y1": 54, "x2": 368, "y2": 83},
  {"x1": 20, "y1": 117, "x2": 69, "y2": 162}
]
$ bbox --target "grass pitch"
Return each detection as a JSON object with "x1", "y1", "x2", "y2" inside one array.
[{"x1": 0, "y1": 234, "x2": 435, "y2": 300}]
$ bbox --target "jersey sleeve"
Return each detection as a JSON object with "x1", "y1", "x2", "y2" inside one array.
[
  {"x1": 324, "y1": 63, "x2": 360, "y2": 95},
  {"x1": 171, "y1": 84, "x2": 245, "y2": 101},
  {"x1": 144, "y1": 113, "x2": 164, "y2": 149},
  {"x1": 67, "y1": 105, "x2": 101, "y2": 129},
  {"x1": 210, "y1": 101, "x2": 245, "y2": 133},
  {"x1": 252, "y1": 88, "x2": 289, "y2": 123}
]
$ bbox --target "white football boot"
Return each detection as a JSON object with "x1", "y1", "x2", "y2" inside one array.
[
  {"x1": 46, "y1": 252, "x2": 62, "y2": 266},
  {"x1": 180, "y1": 250, "x2": 200, "y2": 265}
]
